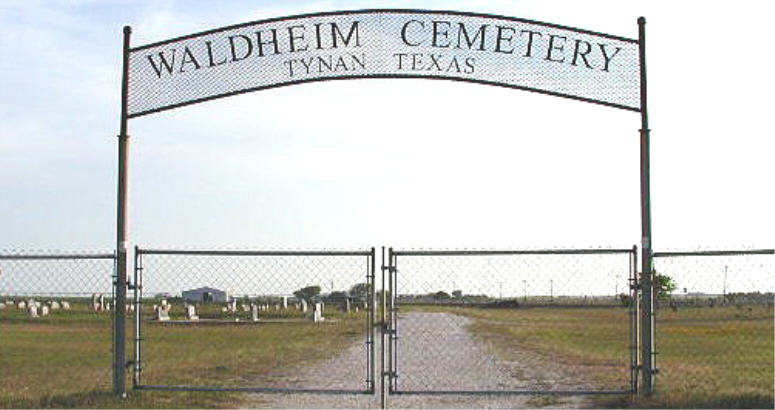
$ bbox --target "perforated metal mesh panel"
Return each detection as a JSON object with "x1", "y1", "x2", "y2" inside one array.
[{"x1": 127, "y1": 10, "x2": 640, "y2": 117}]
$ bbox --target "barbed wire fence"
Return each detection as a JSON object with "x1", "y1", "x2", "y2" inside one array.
[{"x1": 0, "y1": 251, "x2": 116, "y2": 404}]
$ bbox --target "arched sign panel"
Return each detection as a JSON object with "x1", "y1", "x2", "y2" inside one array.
[{"x1": 127, "y1": 9, "x2": 640, "y2": 117}]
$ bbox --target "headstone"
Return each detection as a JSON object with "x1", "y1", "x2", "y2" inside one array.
[
  {"x1": 312, "y1": 302, "x2": 325, "y2": 323},
  {"x1": 50, "y1": 301, "x2": 61, "y2": 310},
  {"x1": 301, "y1": 299, "x2": 308, "y2": 313},
  {"x1": 40, "y1": 305, "x2": 50, "y2": 316},
  {"x1": 354, "y1": 306, "x2": 359, "y2": 313},
  {"x1": 98, "y1": 294, "x2": 106, "y2": 311},
  {"x1": 18, "y1": 301, "x2": 27, "y2": 310},
  {"x1": 61, "y1": 301, "x2": 71, "y2": 310},
  {"x1": 343, "y1": 298, "x2": 351, "y2": 313},
  {"x1": 92, "y1": 293, "x2": 99, "y2": 310},
  {"x1": 105, "y1": 302, "x2": 111, "y2": 311},
  {"x1": 274, "y1": 304, "x2": 280, "y2": 310},
  {"x1": 241, "y1": 303, "x2": 249, "y2": 312},
  {"x1": 281, "y1": 296, "x2": 288, "y2": 309},
  {"x1": 155, "y1": 305, "x2": 170, "y2": 321},
  {"x1": 160, "y1": 299, "x2": 168, "y2": 308},
  {"x1": 250, "y1": 303, "x2": 259, "y2": 322},
  {"x1": 28, "y1": 305, "x2": 38, "y2": 318},
  {"x1": 0, "y1": 303, "x2": 6, "y2": 310},
  {"x1": 185, "y1": 304, "x2": 199, "y2": 321}
]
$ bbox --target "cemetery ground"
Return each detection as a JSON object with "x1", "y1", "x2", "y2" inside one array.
[
  {"x1": 0, "y1": 302, "x2": 364, "y2": 408},
  {"x1": 1, "y1": 302, "x2": 772, "y2": 408}
]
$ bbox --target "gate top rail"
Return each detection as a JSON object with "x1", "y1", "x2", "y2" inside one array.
[
  {"x1": 0, "y1": 252, "x2": 116, "y2": 260},
  {"x1": 136, "y1": 248, "x2": 372, "y2": 257},
  {"x1": 653, "y1": 249, "x2": 774, "y2": 258},
  {"x1": 392, "y1": 248, "x2": 636, "y2": 256}
]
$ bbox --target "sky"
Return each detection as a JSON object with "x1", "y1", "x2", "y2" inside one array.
[{"x1": 1, "y1": 0, "x2": 773, "y2": 256}]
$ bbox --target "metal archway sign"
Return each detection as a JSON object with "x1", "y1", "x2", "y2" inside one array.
[{"x1": 113, "y1": 9, "x2": 654, "y2": 399}]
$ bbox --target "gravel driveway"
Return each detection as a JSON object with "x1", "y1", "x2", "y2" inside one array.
[{"x1": 249, "y1": 311, "x2": 591, "y2": 408}]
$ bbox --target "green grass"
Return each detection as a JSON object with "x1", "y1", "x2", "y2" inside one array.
[
  {"x1": 408, "y1": 304, "x2": 773, "y2": 408},
  {"x1": 0, "y1": 302, "x2": 366, "y2": 408}
]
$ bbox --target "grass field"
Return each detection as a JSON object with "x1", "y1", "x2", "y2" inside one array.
[
  {"x1": 411, "y1": 304, "x2": 773, "y2": 408},
  {"x1": 2, "y1": 301, "x2": 772, "y2": 408},
  {"x1": 0, "y1": 302, "x2": 366, "y2": 408}
]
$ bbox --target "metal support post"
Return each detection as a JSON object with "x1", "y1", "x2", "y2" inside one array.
[
  {"x1": 113, "y1": 25, "x2": 131, "y2": 397},
  {"x1": 637, "y1": 16, "x2": 655, "y2": 396},
  {"x1": 133, "y1": 247, "x2": 143, "y2": 388},
  {"x1": 380, "y1": 247, "x2": 388, "y2": 409}
]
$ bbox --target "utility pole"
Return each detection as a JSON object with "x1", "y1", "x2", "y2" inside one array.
[
  {"x1": 550, "y1": 279, "x2": 554, "y2": 302},
  {"x1": 522, "y1": 280, "x2": 527, "y2": 303}
]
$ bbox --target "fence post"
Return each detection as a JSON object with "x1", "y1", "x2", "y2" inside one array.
[
  {"x1": 637, "y1": 16, "x2": 656, "y2": 396},
  {"x1": 380, "y1": 247, "x2": 388, "y2": 409},
  {"x1": 113, "y1": 25, "x2": 132, "y2": 398}
]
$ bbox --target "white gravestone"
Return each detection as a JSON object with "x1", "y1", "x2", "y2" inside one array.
[
  {"x1": 281, "y1": 296, "x2": 288, "y2": 309},
  {"x1": 0, "y1": 303, "x2": 6, "y2": 310},
  {"x1": 61, "y1": 301, "x2": 71, "y2": 310},
  {"x1": 155, "y1": 305, "x2": 170, "y2": 321},
  {"x1": 301, "y1": 299, "x2": 308, "y2": 313},
  {"x1": 312, "y1": 302, "x2": 325, "y2": 323},
  {"x1": 241, "y1": 303, "x2": 249, "y2": 312},
  {"x1": 99, "y1": 294, "x2": 106, "y2": 311},
  {"x1": 28, "y1": 305, "x2": 39, "y2": 318},
  {"x1": 50, "y1": 301, "x2": 61, "y2": 310},
  {"x1": 250, "y1": 304, "x2": 259, "y2": 322},
  {"x1": 160, "y1": 299, "x2": 168, "y2": 308},
  {"x1": 40, "y1": 305, "x2": 50, "y2": 316},
  {"x1": 185, "y1": 304, "x2": 199, "y2": 321},
  {"x1": 18, "y1": 301, "x2": 27, "y2": 310},
  {"x1": 343, "y1": 298, "x2": 351, "y2": 313}
]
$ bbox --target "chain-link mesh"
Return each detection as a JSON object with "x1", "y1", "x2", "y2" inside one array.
[
  {"x1": 128, "y1": 10, "x2": 639, "y2": 117},
  {"x1": 133, "y1": 248, "x2": 375, "y2": 393},
  {"x1": 652, "y1": 250, "x2": 774, "y2": 405},
  {"x1": 0, "y1": 251, "x2": 116, "y2": 405},
  {"x1": 385, "y1": 248, "x2": 637, "y2": 394}
]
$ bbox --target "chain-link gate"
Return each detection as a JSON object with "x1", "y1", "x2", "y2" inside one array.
[
  {"x1": 382, "y1": 247, "x2": 638, "y2": 397},
  {"x1": 132, "y1": 247, "x2": 376, "y2": 395}
]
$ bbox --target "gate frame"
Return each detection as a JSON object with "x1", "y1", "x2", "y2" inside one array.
[
  {"x1": 131, "y1": 247, "x2": 377, "y2": 395},
  {"x1": 383, "y1": 246, "x2": 639, "y2": 397},
  {"x1": 113, "y1": 12, "x2": 656, "y2": 397}
]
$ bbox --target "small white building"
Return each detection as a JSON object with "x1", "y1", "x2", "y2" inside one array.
[{"x1": 181, "y1": 286, "x2": 228, "y2": 303}]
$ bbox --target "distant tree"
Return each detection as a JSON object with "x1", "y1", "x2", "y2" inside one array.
[
  {"x1": 452, "y1": 290, "x2": 463, "y2": 298},
  {"x1": 326, "y1": 291, "x2": 348, "y2": 302},
  {"x1": 433, "y1": 291, "x2": 451, "y2": 300},
  {"x1": 349, "y1": 283, "x2": 372, "y2": 300},
  {"x1": 654, "y1": 272, "x2": 677, "y2": 300},
  {"x1": 293, "y1": 285, "x2": 321, "y2": 303}
]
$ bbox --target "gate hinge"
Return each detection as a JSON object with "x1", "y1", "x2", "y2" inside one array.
[{"x1": 380, "y1": 265, "x2": 397, "y2": 273}]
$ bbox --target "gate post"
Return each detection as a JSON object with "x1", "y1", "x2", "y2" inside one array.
[
  {"x1": 380, "y1": 247, "x2": 388, "y2": 409},
  {"x1": 114, "y1": 25, "x2": 132, "y2": 398},
  {"x1": 637, "y1": 16, "x2": 656, "y2": 396}
]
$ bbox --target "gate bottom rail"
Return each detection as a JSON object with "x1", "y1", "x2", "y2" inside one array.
[{"x1": 135, "y1": 384, "x2": 374, "y2": 395}]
